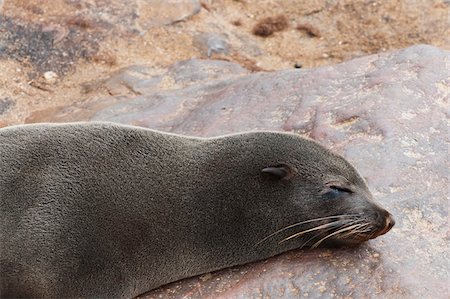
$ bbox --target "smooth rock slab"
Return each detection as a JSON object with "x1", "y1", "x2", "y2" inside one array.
[{"x1": 30, "y1": 45, "x2": 450, "y2": 298}]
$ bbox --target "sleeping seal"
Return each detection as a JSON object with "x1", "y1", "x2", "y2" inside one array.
[{"x1": 0, "y1": 122, "x2": 394, "y2": 298}]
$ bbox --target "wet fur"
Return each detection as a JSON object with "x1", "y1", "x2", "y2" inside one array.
[{"x1": 1, "y1": 122, "x2": 388, "y2": 298}]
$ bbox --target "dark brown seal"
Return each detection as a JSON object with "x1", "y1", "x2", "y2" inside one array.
[{"x1": 0, "y1": 122, "x2": 394, "y2": 298}]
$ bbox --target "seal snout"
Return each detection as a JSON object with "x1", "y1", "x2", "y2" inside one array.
[
  {"x1": 371, "y1": 212, "x2": 395, "y2": 238},
  {"x1": 382, "y1": 213, "x2": 395, "y2": 234}
]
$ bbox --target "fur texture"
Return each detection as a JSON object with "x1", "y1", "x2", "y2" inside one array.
[{"x1": 0, "y1": 122, "x2": 393, "y2": 298}]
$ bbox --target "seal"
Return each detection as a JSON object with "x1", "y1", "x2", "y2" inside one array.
[{"x1": 0, "y1": 122, "x2": 394, "y2": 298}]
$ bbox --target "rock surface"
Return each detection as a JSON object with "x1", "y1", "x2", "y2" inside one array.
[{"x1": 28, "y1": 45, "x2": 450, "y2": 298}]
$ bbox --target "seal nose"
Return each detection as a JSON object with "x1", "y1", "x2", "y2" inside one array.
[
  {"x1": 378, "y1": 213, "x2": 395, "y2": 236},
  {"x1": 370, "y1": 212, "x2": 395, "y2": 239},
  {"x1": 385, "y1": 213, "x2": 395, "y2": 232}
]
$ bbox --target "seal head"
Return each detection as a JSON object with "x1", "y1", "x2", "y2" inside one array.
[{"x1": 211, "y1": 131, "x2": 396, "y2": 253}]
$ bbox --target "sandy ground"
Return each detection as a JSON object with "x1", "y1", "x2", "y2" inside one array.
[{"x1": 0, "y1": 0, "x2": 449, "y2": 126}]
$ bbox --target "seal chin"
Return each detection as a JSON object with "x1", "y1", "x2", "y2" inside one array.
[
  {"x1": 337, "y1": 232, "x2": 374, "y2": 245},
  {"x1": 325, "y1": 238, "x2": 364, "y2": 247}
]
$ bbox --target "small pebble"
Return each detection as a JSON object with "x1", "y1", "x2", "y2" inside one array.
[
  {"x1": 44, "y1": 71, "x2": 58, "y2": 84},
  {"x1": 199, "y1": 273, "x2": 213, "y2": 281}
]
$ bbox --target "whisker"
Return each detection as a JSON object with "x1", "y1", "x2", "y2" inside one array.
[
  {"x1": 299, "y1": 226, "x2": 335, "y2": 249},
  {"x1": 338, "y1": 225, "x2": 371, "y2": 240},
  {"x1": 297, "y1": 219, "x2": 363, "y2": 248},
  {"x1": 339, "y1": 223, "x2": 371, "y2": 239},
  {"x1": 367, "y1": 230, "x2": 377, "y2": 239},
  {"x1": 278, "y1": 220, "x2": 342, "y2": 244},
  {"x1": 311, "y1": 223, "x2": 363, "y2": 248},
  {"x1": 254, "y1": 214, "x2": 358, "y2": 247},
  {"x1": 300, "y1": 221, "x2": 368, "y2": 249}
]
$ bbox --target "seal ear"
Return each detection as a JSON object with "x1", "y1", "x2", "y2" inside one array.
[{"x1": 261, "y1": 165, "x2": 290, "y2": 179}]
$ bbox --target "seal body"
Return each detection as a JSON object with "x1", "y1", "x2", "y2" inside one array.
[{"x1": 0, "y1": 122, "x2": 394, "y2": 298}]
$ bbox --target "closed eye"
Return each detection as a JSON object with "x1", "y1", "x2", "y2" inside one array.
[
  {"x1": 329, "y1": 186, "x2": 353, "y2": 193},
  {"x1": 322, "y1": 186, "x2": 353, "y2": 200}
]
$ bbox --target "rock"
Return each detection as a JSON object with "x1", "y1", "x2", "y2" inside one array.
[
  {"x1": 101, "y1": 65, "x2": 165, "y2": 96},
  {"x1": 193, "y1": 32, "x2": 230, "y2": 57},
  {"x1": 29, "y1": 44, "x2": 450, "y2": 298},
  {"x1": 0, "y1": 97, "x2": 14, "y2": 115},
  {"x1": 166, "y1": 58, "x2": 248, "y2": 85},
  {"x1": 43, "y1": 71, "x2": 58, "y2": 84}
]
